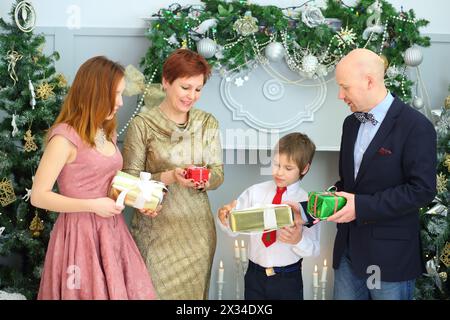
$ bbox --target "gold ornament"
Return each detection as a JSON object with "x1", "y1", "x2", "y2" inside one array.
[
  {"x1": 0, "y1": 178, "x2": 17, "y2": 207},
  {"x1": 36, "y1": 81, "x2": 55, "y2": 100},
  {"x1": 445, "y1": 95, "x2": 450, "y2": 109},
  {"x1": 436, "y1": 173, "x2": 448, "y2": 194},
  {"x1": 23, "y1": 129, "x2": 38, "y2": 152},
  {"x1": 6, "y1": 50, "x2": 23, "y2": 86},
  {"x1": 439, "y1": 272, "x2": 447, "y2": 282},
  {"x1": 29, "y1": 211, "x2": 44, "y2": 237},
  {"x1": 337, "y1": 26, "x2": 357, "y2": 47},
  {"x1": 55, "y1": 73, "x2": 67, "y2": 88},
  {"x1": 380, "y1": 54, "x2": 389, "y2": 71},
  {"x1": 440, "y1": 242, "x2": 450, "y2": 268},
  {"x1": 444, "y1": 154, "x2": 450, "y2": 172},
  {"x1": 181, "y1": 39, "x2": 188, "y2": 49},
  {"x1": 233, "y1": 15, "x2": 259, "y2": 36}
]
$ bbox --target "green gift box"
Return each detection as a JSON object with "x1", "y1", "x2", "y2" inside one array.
[
  {"x1": 307, "y1": 188, "x2": 347, "y2": 220},
  {"x1": 230, "y1": 204, "x2": 294, "y2": 233}
]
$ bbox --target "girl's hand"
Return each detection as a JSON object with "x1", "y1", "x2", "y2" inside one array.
[{"x1": 90, "y1": 197, "x2": 123, "y2": 218}]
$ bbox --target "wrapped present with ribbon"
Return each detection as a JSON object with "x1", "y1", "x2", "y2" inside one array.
[
  {"x1": 230, "y1": 204, "x2": 294, "y2": 233},
  {"x1": 185, "y1": 166, "x2": 209, "y2": 183},
  {"x1": 109, "y1": 171, "x2": 167, "y2": 210},
  {"x1": 307, "y1": 186, "x2": 347, "y2": 220}
]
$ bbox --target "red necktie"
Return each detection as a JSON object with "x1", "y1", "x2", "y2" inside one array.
[{"x1": 261, "y1": 186, "x2": 287, "y2": 247}]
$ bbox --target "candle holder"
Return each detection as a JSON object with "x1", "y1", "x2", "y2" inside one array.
[
  {"x1": 217, "y1": 281, "x2": 225, "y2": 300},
  {"x1": 321, "y1": 280, "x2": 327, "y2": 300},
  {"x1": 313, "y1": 285, "x2": 319, "y2": 300},
  {"x1": 234, "y1": 257, "x2": 242, "y2": 300},
  {"x1": 241, "y1": 259, "x2": 248, "y2": 275}
]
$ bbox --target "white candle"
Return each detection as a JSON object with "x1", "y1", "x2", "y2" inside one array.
[
  {"x1": 218, "y1": 260, "x2": 224, "y2": 283},
  {"x1": 234, "y1": 240, "x2": 240, "y2": 259},
  {"x1": 321, "y1": 259, "x2": 328, "y2": 283},
  {"x1": 313, "y1": 264, "x2": 319, "y2": 287},
  {"x1": 240, "y1": 240, "x2": 247, "y2": 262}
]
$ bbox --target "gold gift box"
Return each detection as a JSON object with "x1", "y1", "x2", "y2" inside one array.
[
  {"x1": 230, "y1": 204, "x2": 294, "y2": 233},
  {"x1": 109, "y1": 171, "x2": 167, "y2": 210}
]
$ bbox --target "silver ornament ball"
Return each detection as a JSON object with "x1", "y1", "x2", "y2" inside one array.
[
  {"x1": 196, "y1": 38, "x2": 217, "y2": 59},
  {"x1": 302, "y1": 54, "x2": 319, "y2": 74},
  {"x1": 412, "y1": 96, "x2": 424, "y2": 109},
  {"x1": 264, "y1": 42, "x2": 285, "y2": 62},
  {"x1": 403, "y1": 46, "x2": 423, "y2": 67}
]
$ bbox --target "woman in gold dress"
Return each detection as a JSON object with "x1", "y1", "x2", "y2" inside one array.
[{"x1": 122, "y1": 49, "x2": 224, "y2": 299}]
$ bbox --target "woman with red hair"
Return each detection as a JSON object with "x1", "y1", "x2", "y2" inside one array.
[
  {"x1": 31, "y1": 56, "x2": 157, "y2": 300},
  {"x1": 122, "y1": 49, "x2": 224, "y2": 299}
]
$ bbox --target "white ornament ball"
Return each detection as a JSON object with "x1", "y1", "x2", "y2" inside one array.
[
  {"x1": 412, "y1": 96, "x2": 424, "y2": 109},
  {"x1": 403, "y1": 46, "x2": 423, "y2": 67},
  {"x1": 264, "y1": 42, "x2": 285, "y2": 62},
  {"x1": 196, "y1": 38, "x2": 217, "y2": 59},
  {"x1": 302, "y1": 54, "x2": 319, "y2": 74},
  {"x1": 315, "y1": 64, "x2": 328, "y2": 77}
]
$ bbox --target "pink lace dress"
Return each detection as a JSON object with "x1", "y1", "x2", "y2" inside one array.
[{"x1": 37, "y1": 123, "x2": 157, "y2": 300}]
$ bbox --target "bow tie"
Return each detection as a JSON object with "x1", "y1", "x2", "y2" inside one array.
[{"x1": 354, "y1": 112, "x2": 378, "y2": 125}]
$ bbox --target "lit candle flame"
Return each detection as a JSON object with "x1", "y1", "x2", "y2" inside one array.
[
  {"x1": 324, "y1": 259, "x2": 327, "y2": 267},
  {"x1": 314, "y1": 264, "x2": 317, "y2": 272},
  {"x1": 241, "y1": 240, "x2": 245, "y2": 248},
  {"x1": 220, "y1": 260, "x2": 223, "y2": 268},
  {"x1": 234, "y1": 240, "x2": 238, "y2": 247}
]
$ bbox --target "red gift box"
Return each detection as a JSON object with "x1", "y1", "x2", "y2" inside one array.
[{"x1": 185, "y1": 166, "x2": 209, "y2": 183}]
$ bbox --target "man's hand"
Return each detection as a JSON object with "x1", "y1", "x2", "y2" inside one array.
[
  {"x1": 326, "y1": 191, "x2": 356, "y2": 223},
  {"x1": 217, "y1": 200, "x2": 237, "y2": 227}
]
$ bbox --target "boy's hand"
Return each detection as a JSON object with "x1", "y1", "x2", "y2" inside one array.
[
  {"x1": 278, "y1": 211, "x2": 303, "y2": 244},
  {"x1": 217, "y1": 200, "x2": 237, "y2": 227},
  {"x1": 283, "y1": 200, "x2": 320, "y2": 225}
]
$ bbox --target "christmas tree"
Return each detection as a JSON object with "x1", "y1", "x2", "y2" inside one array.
[
  {"x1": 415, "y1": 90, "x2": 450, "y2": 300},
  {"x1": 0, "y1": 1, "x2": 67, "y2": 299}
]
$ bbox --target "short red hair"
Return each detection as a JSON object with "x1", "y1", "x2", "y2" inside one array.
[
  {"x1": 49, "y1": 56, "x2": 124, "y2": 146},
  {"x1": 162, "y1": 49, "x2": 211, "y2": 85}
]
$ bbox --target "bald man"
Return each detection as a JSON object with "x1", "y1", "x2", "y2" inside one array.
[{"x1": 328, "y1": 49, "x2": 436, "y2": 300}]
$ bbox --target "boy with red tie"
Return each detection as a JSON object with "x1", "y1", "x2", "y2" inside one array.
[{"x1": 218, "y1": 133, "x2": 320, "y2": 300}]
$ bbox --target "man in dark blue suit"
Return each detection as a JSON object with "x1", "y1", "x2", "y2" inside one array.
[{"x1": 327, "y1": 48, "x2": 437, "y2": 300}]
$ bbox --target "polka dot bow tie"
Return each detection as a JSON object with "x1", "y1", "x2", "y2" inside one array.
[{"x1": 354, "y1": 112, "x2": 378, "y2": 125}]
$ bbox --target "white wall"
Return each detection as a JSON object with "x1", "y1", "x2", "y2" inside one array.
[{"x1": 1, "y1": 0, "x2": 448, "y2": 34}]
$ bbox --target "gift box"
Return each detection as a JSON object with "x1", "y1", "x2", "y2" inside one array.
[
  {"x1": 185, "y1": 166, "x2": 209, "y2": 183},
  {"x1": 109, "y1": 171, "x2": 167, "y2": 210},
  {"x1": 230, "y1": 204, "x2": 294, "y2": 233},
  {"x1": 307, "y1": 190, "x2": 347, "y2": 220}
]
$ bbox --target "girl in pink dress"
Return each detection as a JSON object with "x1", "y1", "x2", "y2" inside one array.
[{"x1": 31, "y1": 56, "x2": 157, "y2": 300}]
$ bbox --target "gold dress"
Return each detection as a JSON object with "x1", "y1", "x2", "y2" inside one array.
[{"x1": 122, "y1": 105, "x2": 224, "y2": 299}]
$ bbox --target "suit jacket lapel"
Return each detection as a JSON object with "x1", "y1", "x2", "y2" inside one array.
[
  {"x1": 354, "y1": 98, "x2": 402, "y2": 187},
  {"x1": 343, "y1": 116, "x2": 360, "y2": 187}
]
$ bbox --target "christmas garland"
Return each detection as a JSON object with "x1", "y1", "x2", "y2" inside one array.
[{"x1": 141, "y1": 0, "x2": 430, "y2": 102}]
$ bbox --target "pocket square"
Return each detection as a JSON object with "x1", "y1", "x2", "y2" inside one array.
[{"x1": 377, "y1": 147, "x2": 392, "y2": 155}]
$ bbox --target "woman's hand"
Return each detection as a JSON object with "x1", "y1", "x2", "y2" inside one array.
[
  {"x1": 90, "y1": 197, "x2": 124, "y2": 218},
  {"x1": 138, "y1": 205, "x2": 162, "y2": 218},
  {"x1": 173, "y1": 167, "x2": 197, "y2": 189}
]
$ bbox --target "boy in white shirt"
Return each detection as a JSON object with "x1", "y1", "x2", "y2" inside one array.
[{"x1": 218, "y1": 132, "x2": 320, "y2": 300}]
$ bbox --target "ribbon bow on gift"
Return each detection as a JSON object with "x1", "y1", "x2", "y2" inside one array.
[{"x1": 114, "y1": 172, "x2": 166, "y2": 209}]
